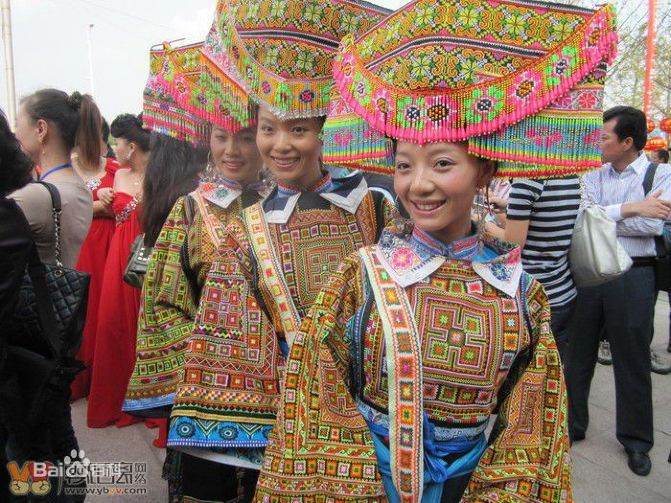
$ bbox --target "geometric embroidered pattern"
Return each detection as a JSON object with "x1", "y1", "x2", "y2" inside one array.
[
  {"x1": 256, "y1": 235, "x2": 572, "y2": 501},
  {"x1": 169, "y1": 190, "x2": 388, "y2": 452},
  {"x1": 124, "y1": 190, "x2": 249, "y2": 413}
]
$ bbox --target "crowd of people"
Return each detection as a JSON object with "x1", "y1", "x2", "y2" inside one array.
[{"x1": 1, "y1": 0, "x2": 670, "y2": 501}]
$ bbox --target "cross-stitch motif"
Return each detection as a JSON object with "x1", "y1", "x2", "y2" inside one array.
[
  {"x1": 143, "y1": 41, "x2": 212, "y2": 146},
  {"x1": 124, "y1": 186, "x2": 261, "y2": 413},
  {"x1": 168, "y1": 187, "x2": 390, "y2": 453},
  {"x1": 328, "y1": 0, "x2": 618, "y2": 178},
  {"x1": 256, "y1": 234, "x2": 571, "y2": 501}
]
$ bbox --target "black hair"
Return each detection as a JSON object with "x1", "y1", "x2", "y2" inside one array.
[
  {"x1": 22, "y1": 88, "x2": 102, "y2": 167},
  {"x1": 101, "y1": 117, "x2": 109, "y2": 144},
  {"x1": 603, "y1": 106, "x2": 648, "y2": 152},
  {"x1": 0, "y1": 109, "x2": 33, "y2": 195},
  {"x1": 101, "y1": 117, "x2": 115, "y2": 158},
  {"x1": 655, "y1": 149, "x2": 670, "y2": 163},
  {"x1": 141, "y1": 133, "x2": 206, "y2": 246},
  {"x1": 110, "y1": 113, "x2": 151, "y2": 152}
]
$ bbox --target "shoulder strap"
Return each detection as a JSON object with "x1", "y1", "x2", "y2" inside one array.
[
  {"x1": 370, "y1": 190, "x2": 389, "y2": 242},
  {"x1": 34, "y1": 181, "x2": 64, "y2": 267},
  {"x1": 643, "y1": 162, "x2": 659, "y2": 196},
  {"x1": 180, "y1": 195, "x2": 202, "y2": 303},
  {"x1": 642, "y1": 163, "x2": 667, "y2": 257}
]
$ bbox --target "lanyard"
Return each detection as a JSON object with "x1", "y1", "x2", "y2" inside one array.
[{"x1": 39, "y1": 163, "x2": 72, "y2": 181}]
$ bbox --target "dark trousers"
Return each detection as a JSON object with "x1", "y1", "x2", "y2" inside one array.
[
  {"x1": 566, "y1": 266, "x2": 655, "y2": 452},
  {"x1": 550, "y1": 299, "x2": 576, "y2": 366},
  {"x1": 2, "y1": 365, "x2": 82, "y2": 502}
]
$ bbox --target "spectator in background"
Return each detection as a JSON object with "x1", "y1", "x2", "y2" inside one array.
[
  {"x1": 566, "y1": 106, "x2": 671, "y2": 477},
  {"x1": 70, "y1": 116, "x2": 120, "y2": 400},
  {"x1": 101, "y1": 118, "x2": 115, "y2": 159},
  {"x1": 11, "y1": 89, "x2": 95, "y2": 267},
  {"x1": 87, "y1": 114, "x2": 152, "y2": 430},
  {"x1": 485, "y1": 174, "x2": 580, "y2": 363},
  {"x1": 6, "y1": 89, "x2": 97, "y2": 495},
  {"x1": 650, "y1": 148, "x2": 670, "y2": 164},
  {"x1": 0, "y1": 109, "x2": 34, "y2": 501}
]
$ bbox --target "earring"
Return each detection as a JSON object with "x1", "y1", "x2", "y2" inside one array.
[
  {"x1": 202, "y1": 151, "x2": 217, "y2": 182},
  {"x1": 475, "y1": 187, "x2": 491, "y2": 249}
]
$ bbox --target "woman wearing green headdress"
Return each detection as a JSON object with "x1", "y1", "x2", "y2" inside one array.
[{"x1": 162, "y1": 0, "x2": 394, "y2": 500}]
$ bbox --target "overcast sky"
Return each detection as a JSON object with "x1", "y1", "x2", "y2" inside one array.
[{"x1": 0, "y1": 0, "x2": 408, "y2": 124}]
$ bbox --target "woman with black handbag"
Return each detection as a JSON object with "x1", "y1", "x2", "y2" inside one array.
[{"x1": 6, "y1": 89, "x2": 99, "y2": 500}]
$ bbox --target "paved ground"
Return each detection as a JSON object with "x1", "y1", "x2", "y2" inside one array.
[{"x1": 71, "y1": 298, "x2": 671, "y2": 502}]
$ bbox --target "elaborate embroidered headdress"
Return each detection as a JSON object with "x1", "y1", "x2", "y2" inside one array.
[
  {"x1": 198, "y1": 0, "x2": 391, "y2": 121},
  {"x1": 142, "y1": 41, "x2": 211, "y2": 146},
  {"x1": 326, "y1": 0, "x2": 618, "y2": 178}
]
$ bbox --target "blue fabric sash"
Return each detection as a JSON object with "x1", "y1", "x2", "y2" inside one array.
[{"x1": 367, "y1": 414, "x2": 487, "y2": 503}]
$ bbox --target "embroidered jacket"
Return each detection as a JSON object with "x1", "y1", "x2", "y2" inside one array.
[
  {"x1": 124, "y1": 179, "x2": 266, "y2": 413},
  {"x1": 167, "y1": 172, "x2": 396, "y2": 459},
  {"x1": 255, "y1": 227, "x2": 572, "y2": 502}
]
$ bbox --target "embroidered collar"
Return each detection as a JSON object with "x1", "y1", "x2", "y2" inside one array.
[
  {"x1": 197, "y1": 176, "x2": 266, "y2": 209},
  {"x1": 263, "y1": 171, "x2": 368, "y2": 224},
  {"x1": 276, "y1": 172, "x2": 334, "y2": 198},
  {"x1": 375, "y1": 227, "x2": 523, "y2": 297},
  {"x1": 409, "y1": 227, "x2": 482, "y2": 261}
]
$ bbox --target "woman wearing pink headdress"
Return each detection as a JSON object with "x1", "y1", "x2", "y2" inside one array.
[{"x1": 257, "y1": 0, "x2": 618, "y2": 501}]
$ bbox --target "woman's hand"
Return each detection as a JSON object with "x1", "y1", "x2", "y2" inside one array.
[{"x1": 98, "y1": 187, "x2": 114, "y2": 207}]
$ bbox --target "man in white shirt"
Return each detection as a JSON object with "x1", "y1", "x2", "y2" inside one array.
[{"x1": 566, "y1": 106, "x2": 671, "y2": 477}]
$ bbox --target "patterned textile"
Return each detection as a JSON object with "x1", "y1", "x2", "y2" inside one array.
[
  {"x1": 168, "y1": 174, "x2": 395, "y2": 457},
  {"x1": 143, "y1": 41, "x2": 211, "y2": 146},
  {"x1": 124, "y1": 182, "x2": 264, "y2": 413},
  {"x1": 359, "y1": 246, "x2": 424, "y2": 502},
  {"x1": 329, "y1": 0, "x2": 618, "y2": 178},
  {"x1": 255, "y1": 229, "x2": 572, "y2": 501},
  {"x1": 199, "y1": 0, "x2": 391, "y2": 121}
]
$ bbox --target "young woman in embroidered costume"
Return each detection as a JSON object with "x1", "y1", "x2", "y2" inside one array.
[
  {"x1": 87, "y1": 114, "x2": 153, "y2": 429},
  {"x1": 256, "y1": 0, "x2": 618, "y2": 501},
  {"x1": 137, "y1": 0, "x2": 394, "y2": 500},
  {"x1": 104, "y1": 35, "x2": 269, "y2": 501}
]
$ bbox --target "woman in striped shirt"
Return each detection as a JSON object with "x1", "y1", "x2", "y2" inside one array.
[{"x1": 486, "y1": 176, "x2": 581, "y2": 363}]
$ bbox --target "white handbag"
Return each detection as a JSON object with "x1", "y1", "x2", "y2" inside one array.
[{"x1": 569, "y1": 177, "x2": 632, "y2": 287}]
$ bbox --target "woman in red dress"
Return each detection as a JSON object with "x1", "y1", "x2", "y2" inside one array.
[
  {"x1": 87, "y1": 114, "x2": 150, "y2": 428},
  {"x1": 71, "y1": 118, "x2": 119, "y2": 400}
]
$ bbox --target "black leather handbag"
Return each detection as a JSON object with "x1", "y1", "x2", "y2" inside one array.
[
  {"x1": 123, "y1": 234, "x2": 152, "y2": 290},
  {"x1": 8, "y1": 182, "x2": 89, "y2": 418}
]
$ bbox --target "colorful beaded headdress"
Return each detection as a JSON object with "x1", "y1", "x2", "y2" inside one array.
[
  {"x1": 142, "y1": 41, "x2": 211, "y2": 146},
  {"x1": 200, "y1": 0, "x2": 391, "y2": 121},
  {"x1": 331, "y1": 0, "x2": 618, "y2": 178},
  {"x1": 322, "y1": 87, "x2": 394, "y2": 172}
]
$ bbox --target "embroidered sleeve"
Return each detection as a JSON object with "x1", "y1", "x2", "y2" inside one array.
[
  {"x1": 170, "y1": 229, "x2": 285, "y2": 431},
  {"x1": 463, "y1": 278, "x2": 572, "y2": 503},
  {"x1": 255, "y1": 254, "x2": 385, "y2": 501},
  {"x1": 125, "y1": 197, "x2": 198, "y2": 411}
]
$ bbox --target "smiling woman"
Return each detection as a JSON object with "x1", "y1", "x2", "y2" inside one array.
[
  {"x1": 255, "y1": 107, "x2": 325, "y2": 189},
  {"x1": 256, "y1": 0, "x2": 618, "y2": 501},
  {"x1": 160, "y1": 2, "x2": 394, "y2": 501},
  {"x1": 394, "y1": 142, "x2": 496, "y2": 244}
]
